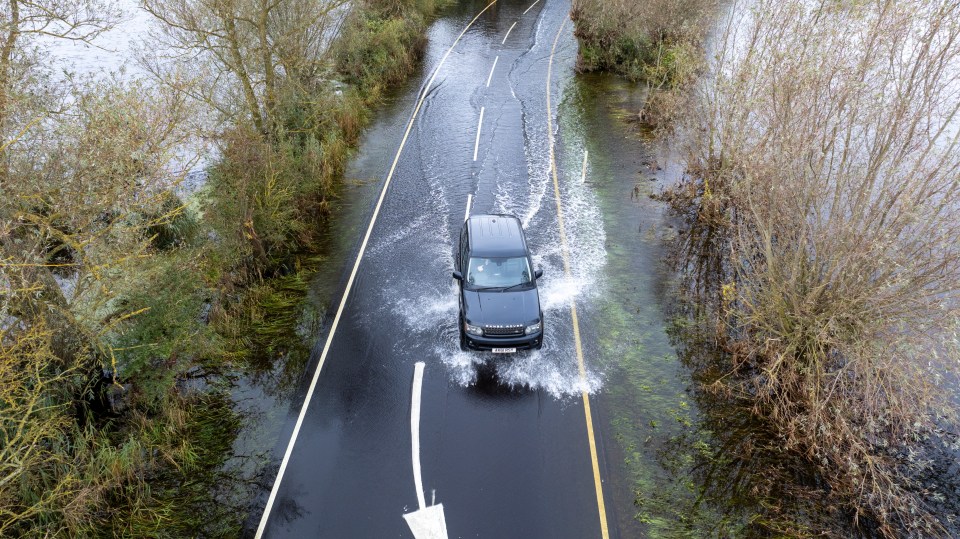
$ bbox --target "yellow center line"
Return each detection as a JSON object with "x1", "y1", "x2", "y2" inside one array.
[
  {"x1": 545, "y1": 19, "x2": 611, "y2": 539},
  {"x1": 253, "y1": 2, "x2": 499, "y2": 537}
]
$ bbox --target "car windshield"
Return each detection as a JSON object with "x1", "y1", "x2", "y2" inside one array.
[{"x1": 466, "y1": 256, "x2": 532, "y2": 289}]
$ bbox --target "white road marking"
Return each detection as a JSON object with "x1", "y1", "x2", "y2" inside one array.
[
  {"x1": 501, "y1": 21, "x2": 517, "y2": 45},
  {"x1": 464, "y1": 194, "x2": 472, "y2": 222},
  {"x1": 473, "y1": 107, "x2": 485, "y2": 161},
  {"x1": 523, "y1": 0, "x2": 540, "y2": 15},
  {"x1": 411, "y1": 362, "x2": 427, "y2": 510},
  {"x1": 486, "y1": 56, "x2": 499, "y2": 88},
  {"x1": 404, "y1": 504, "x2": 448, "y2": 539},
  {"x1": 403, "y1": 362, "x2": 449, "y2": 539},
  {"x1": 546, "y1": 20, "x2": 610, "y2": 539},
  {"x1": 253, "y1": 3, "x2": 500, "y2": 536},
  {"x1": 581, "y1": 150, "x2": 589, "y2": 183}
]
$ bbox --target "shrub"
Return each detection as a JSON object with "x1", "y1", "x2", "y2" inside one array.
[
  {"x1": 570, "y1": 0, "x2": 714, "y2": 87},
  {"x1": 668, "y1": 0, "x2": 960, "y2": 534}
]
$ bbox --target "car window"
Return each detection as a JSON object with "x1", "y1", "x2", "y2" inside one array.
[
  {"x1": 460, "y1": 225, "x2": 468, "y2": 271},
  {"x1": 466, "y1": 256, "x2": 531, "y2": 288}
]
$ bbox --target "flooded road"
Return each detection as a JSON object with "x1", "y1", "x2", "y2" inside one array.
[
  {"x1": 252, "y1": 1, "x2": 613, "y2": 536},
  {"x1": 40, "y1": 0, "x2": 758, "y2": 535},
  {"x1": 243, "y1": 0, "x2": 757, "y2": 537}
]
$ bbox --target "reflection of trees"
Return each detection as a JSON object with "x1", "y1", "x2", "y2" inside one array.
[{"x1": 660, "y1": 322, "x2": 857, "y2": 537}]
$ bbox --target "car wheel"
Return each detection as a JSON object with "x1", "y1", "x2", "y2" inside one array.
[
  {"x1": 459, "y1": 320, "x2": 468, "y2": 351},
  {"x1": 534, "y1": 339, "x2": 543, "y2": 350}
]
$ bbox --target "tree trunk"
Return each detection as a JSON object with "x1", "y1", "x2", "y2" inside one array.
[{"x1": 221, "y1": 6, "x2": 265, "y2": 135}]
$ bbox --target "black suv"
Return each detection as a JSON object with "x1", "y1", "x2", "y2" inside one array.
[{"x1": 453, "y1": 214, "x2": 544, "y2": 352}]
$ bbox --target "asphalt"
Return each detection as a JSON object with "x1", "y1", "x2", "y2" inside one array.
[{"x1": 251, "y1": 1, "x2": 619, "y2": 537}]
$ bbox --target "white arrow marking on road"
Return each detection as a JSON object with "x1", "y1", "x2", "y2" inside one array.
[
  {"x1": 404, "y1": 362, "x2": 448, "y2": 539},
  {"x1": 404, "y1": 504, "x2": 447, "y2": 539},
  {"x1": 410, "y1": 362, "x2": 427, "y2": 510}
]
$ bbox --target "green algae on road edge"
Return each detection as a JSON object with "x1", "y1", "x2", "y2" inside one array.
[{"x1": 554, "y1": 72, "x2": 761, "y2": 536}]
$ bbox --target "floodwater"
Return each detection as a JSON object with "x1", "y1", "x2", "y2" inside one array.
[
  {"x1": 241, "y1": 0, "x2": 767, "y2": 535},
  {"x1": 44, "y1": 0, "x2": 770, "y2": 536}
]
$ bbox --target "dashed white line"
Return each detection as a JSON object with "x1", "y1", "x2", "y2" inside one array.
[
  {"x1": 474, "y1": 107, "x2": 485, "y2": 162},
  {"x1": 581, "y1": 150, "x2": 589, "y2": 183},
  {"x1": 501, "y1": 21, "x2": 517, "y2": 45},
  {"x1": 252, "y1": 2, "x2": 500, "y2": 537},
  {"x1": 464, "y1": 194, "x2": 473, "y2": 222},
  {"x1": 486, "y1": 56, "x2": 499, "y2": 88},
  {"x1": 523, "y1": 0, "x2": 540, "y2": 15}
]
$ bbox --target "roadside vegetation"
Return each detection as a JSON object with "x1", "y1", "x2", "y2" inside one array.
[
  {"x1": 573, "y1": 0, "x2": 960, "y2": 535},
  {"x1": 0, "y1": 0, "x2": 447, "y2": 534},
  {"x1": 569, "y1": 0, "x2": 716, "y2": 125},
  {"x1": 661, "y1": 0, "x2": 960, "y2": 535}
]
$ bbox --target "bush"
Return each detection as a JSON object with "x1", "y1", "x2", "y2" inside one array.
[
  {"x1": 334, "y1": 11, "x2": 427, "y2": 95},
  {"x1": 667, "y1": 0, "x2": 960, "y2": 535},
  {"x1": 571, "y1": 0, "x2": 714, "y2": 87}
]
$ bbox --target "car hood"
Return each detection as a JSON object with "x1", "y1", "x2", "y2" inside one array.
[{"x1": 462, "y1": 287, "x2": 541, "y2": 327}]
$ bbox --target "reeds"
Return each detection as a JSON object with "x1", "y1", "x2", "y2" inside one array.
[{"x1": 668, "y1": 0, "x2": 960, "y2": 534}]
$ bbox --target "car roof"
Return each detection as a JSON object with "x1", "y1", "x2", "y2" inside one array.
[{"x1": 467, "y1": 214, "x2": 527, "y2": 257}]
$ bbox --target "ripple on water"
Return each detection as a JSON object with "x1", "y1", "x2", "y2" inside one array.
[{"x1": 385, "y1": 276, "x2": 603, "y2": 399}]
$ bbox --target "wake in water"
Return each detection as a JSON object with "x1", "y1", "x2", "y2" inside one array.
[{"x1": 367, "y1": 11, "x2": 606, "y2": 398}]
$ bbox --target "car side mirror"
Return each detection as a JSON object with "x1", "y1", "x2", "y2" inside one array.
[
  {"x1": 452, "y1": 271, "x2": 463, "y2": 281},
  {"x1": 534, "y1": 269, "x2": 544, "y2": 279}
]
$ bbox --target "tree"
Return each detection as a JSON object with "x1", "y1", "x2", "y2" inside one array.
[
  {"x1": 141, "y1": 0, "x2": 349, "y2": 135},
  {"x1": 1, "y1": 74, "x2": 197, "y2": 367},
  {"x1": 671, "y1": 0, "x2": 960, "y2": 534},
  {"x1": 0, "y1": 0, "x2": 122, "y2": 128}
]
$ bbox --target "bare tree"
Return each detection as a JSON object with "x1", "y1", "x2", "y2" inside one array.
[
  {"x1": 672, "y1": 0, "x2": 960, "y2": 534},
  {"x1": 141, "y1": 0, "x2": 349, "y2": 135},
  {"x1": 0, "y1": 0, "x2": 122, "y2": 126}
]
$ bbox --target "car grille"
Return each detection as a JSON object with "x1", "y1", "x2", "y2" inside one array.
[{"x1": 483, "y1": 325, "x2": 524, "y2": 337}]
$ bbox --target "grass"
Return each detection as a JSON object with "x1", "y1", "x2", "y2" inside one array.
[
  {"x1": 1, "y1": 0, "x2": 454, "y2": 534},
  {"x1": 569, "y1": 0, "x2": 715, "y2": 126}
]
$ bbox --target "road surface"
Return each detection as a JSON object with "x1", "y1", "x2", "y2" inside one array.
[{"x1": 250, "y1": 1, "x2": 624, "y2": 537}]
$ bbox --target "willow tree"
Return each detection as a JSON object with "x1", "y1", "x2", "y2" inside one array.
[
  {"x1": 0, "y1": 0, "x2": 206, "y2": 532},
  {"x1": 673, "y1": 0, "x2": 960, "y2": 534},
  {"x1": 142, "y1": 0, "x2": 349, "y2": 135}
]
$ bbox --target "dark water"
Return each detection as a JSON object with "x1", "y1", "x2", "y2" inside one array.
[
  {"x1": 228, "y1": 1, "x2": 768, "y2": 537},
  {"x1": 553, "y1": 73, "x2": 771, "y2": 536}
]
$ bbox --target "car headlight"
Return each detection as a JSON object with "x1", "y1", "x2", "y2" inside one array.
[
  {"x1": 464, "y1": 322, "x2": 483, "y2": 336},
  {"x1": 524, "y1": 321, "x2": 542, "y2": 335}
]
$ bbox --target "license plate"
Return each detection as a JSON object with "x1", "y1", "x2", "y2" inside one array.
[{"x1": 492, "y1": 347, "x2": 517, "y2": 354}]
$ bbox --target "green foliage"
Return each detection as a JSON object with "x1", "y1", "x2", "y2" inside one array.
[
  {"x1": 205, "y1": 2, "x2": 439, "y2": 283},
  {"x1": 570, "y1": 0, "x2": 714, "y2": 126},
  {"x1": 212, "y1": 269, "x2": 312, "y2": 368},
  {"x1": 0, "y1": 323, "x2": 242, "y2": 538},
  {"x1": 571, "y1": 0, "x2": 712, "y2": 85},
  {"x1": 147, "y1": 196, "x2": 199, "y2": 251},
  {"x1": 334, "y1": 11, "x2": 426, "y2": 95},
  {"x1": 1, "y1": 0, "x2": 446, "y2": 534},
  {"x1": 109, "y1": 249, "x2": 221, "y2": 406},
  {"x1": 96, "y1": 391, "x2": 244, "y2": 538}
]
